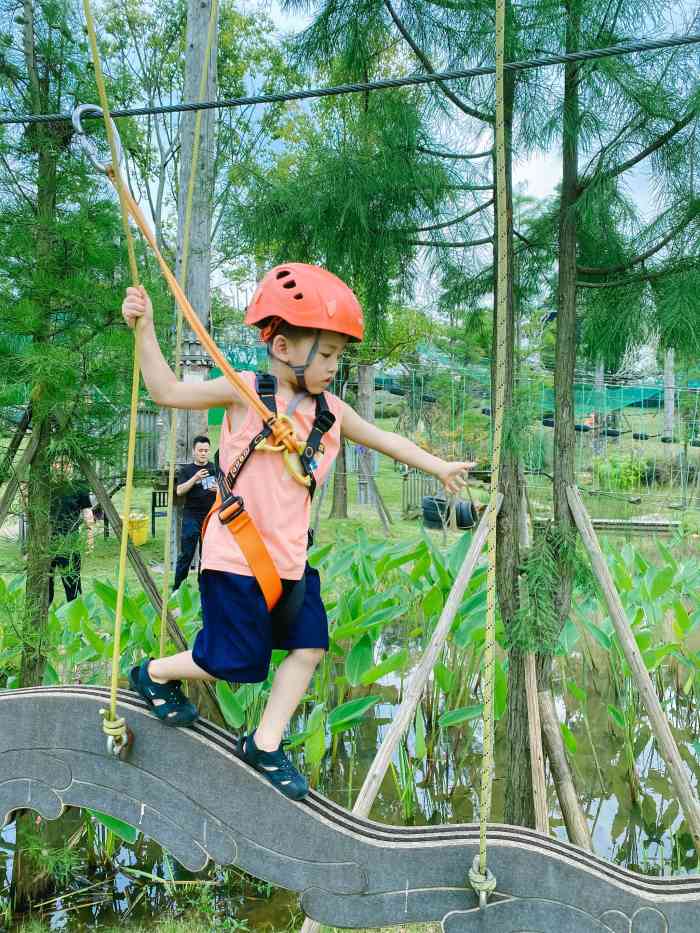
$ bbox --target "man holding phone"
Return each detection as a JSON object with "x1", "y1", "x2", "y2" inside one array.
[{"x1": 173, "y1": 435, "x2": 217, "y2": 591}]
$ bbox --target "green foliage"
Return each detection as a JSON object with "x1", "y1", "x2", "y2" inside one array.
[
  {"x1": 234, "y1": 91, "x2": 453, "y2": 335},
  {"x1": 508, "y1": 526, "x2": 560, "y2": 655},
  {"x1": 593, "y1": 455, "x2": 646, "y2": 491}
]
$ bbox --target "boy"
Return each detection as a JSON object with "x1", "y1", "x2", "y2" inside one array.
[{"x1": 122, "y1": 263, "x2": 473, "y2": 800}]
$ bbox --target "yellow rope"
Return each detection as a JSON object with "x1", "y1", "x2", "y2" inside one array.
[
  {"x1": 160, "y1": 0, "x2": 220, "y2": 656},
  {"x1": 472, "y1": 0, "x2": 507, "y2": 901},
  {"x1": 82, "y1": 0, "x2": 142, "y2": 750}
]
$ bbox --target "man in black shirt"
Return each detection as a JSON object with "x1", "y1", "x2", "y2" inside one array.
[
  {"x1": 173, "y1": 435, "x2": 217, "y2": 591},
  {"x1": 49, "y1": 463, "x2": 95, "y2": 604}
]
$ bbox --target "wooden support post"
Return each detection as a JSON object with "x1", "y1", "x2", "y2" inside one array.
[
  {"x1": 518, "y1": 486, "x2": 549, "y2": 835},
  {"x1": 0, "y1": 428, "x2": 41, "y2": 534},
  {"x1": 359, "y1": 449, "x2": 392, "y2": 533},
  {"x1": 567, "y1": 483, "x2": 700, "y2": 855},
  {"x1": 538, "y1": 687, "x2": 593, "y2": 851},
  {"x1": 300, "y1": 495, "x2": 502, "y2": 933},
  {"x1": 78, "y1": 457, "x2": 223, "y2": 724},
  {"x1": 525, "y1": 653, "x2": 549, "y2": 835},
  {"x1": 0, "y1": 405, "x2": 31, "y2": 478}
]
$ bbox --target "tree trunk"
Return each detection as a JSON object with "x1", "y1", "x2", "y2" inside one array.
[
  {"x1": 14, "y1": 0, "x2": 62, "y2": 911},
  {"x1": 19, "y1": 416, "x2": 52, "y2": 687},
  {"x1": 663, "y1": 347, "x2": 675, "y2": 439},
  {"x1": 552, "y1": 0, "x2": 580, "y2": 637},
  {"x1": 174, "y1": 0, "x2": 218, "y2": 461},
  {"x1": 493, "y1": 5, "x2": 529, "y2": 828},
  {"x1": 592, "y1": 357, "x2": 605, "y2": 456},
  {"x1": 357, "y1": 363, "x2": 375, "y2": 505},
  {"x1": 330, "y1": 440, "x2": 349, "y2": 519}
]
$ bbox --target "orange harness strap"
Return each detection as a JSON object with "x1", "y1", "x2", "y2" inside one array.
[{"x1": 201, "y1": 494, "x2": 283, "y2": 612}]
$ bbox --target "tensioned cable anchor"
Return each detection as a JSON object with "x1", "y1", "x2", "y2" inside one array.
[{"x1": 72, "y1": 103, "x2": 123, "y2": 174}]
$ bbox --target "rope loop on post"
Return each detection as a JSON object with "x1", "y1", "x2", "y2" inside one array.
[{"x1": 468, "y1": 854, "x2": 497, "y2": 910}]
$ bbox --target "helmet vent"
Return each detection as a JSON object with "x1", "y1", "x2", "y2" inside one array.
[
  {"x1": 276, "y1": 270, "x2": 291, "y2": 279},
  {"x1": 293, "y1": 293, "x2": 303, "y2": 300},
  {"x1": 282, "y1": 279, "x2": 297, "y2": 289}
]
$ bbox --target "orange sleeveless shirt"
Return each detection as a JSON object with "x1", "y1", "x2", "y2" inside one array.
[{"x1": 201, "y1": 372, "x2": 344, "y2": 581}]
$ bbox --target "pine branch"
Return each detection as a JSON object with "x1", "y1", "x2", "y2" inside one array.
[
  {"x1": 410, "y1": 197, "x2": 494, "y2": 232},
  {"x1": 576, "y1": 258, "x2": 699, "y2": 289},
  {"x1": 406, "y1": 235, "x2": 493, "y2": 247},
  {"x1": 417, "y1": 146, "x2": 492, "y2": 160},
  {"x1": 578, "y1": 110, "x2": 697, "y2": 200},
  {"x1": 382, "y1": 0, "x2": 492, "y2": 125},
  {"x1": 577, "y1": 204, "x2": 700, "y2": 275},
  {"x1": 514, "y1": 229, "x2": 545, "y2": 248}
]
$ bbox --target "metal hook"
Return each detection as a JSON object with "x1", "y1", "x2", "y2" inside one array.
[{"x1": 72, "y1": 103, "x2": 124, "y2": 175}]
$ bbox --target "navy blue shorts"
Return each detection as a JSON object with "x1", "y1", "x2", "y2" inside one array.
[{"x1": 192, "y1": 563, "x2": 328, "y2": 683}]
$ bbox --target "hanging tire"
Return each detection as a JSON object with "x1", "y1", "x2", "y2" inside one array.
[{"x1": 422, "y1": 497, "x2": 477, "y2": 529}]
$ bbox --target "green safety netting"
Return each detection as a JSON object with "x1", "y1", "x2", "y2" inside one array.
[{"x1": 539, "y1": 384, "x2": 664, "y2": 418}]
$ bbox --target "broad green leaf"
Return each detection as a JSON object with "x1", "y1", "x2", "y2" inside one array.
[
  {"x1": 378, "y1": 541, "x2": 428, "y2": 574},
  {"x1": 494, "y1": 659, "x2": 507, "y2": 721},
  {"x1": 656, "y1": 540, "x2": 677, "y2": 573},
  {"x1": 42, "y1": 662, "x2": 60, "y2": 686},
  {"x1": 560, "y1": 722, "x2": 577, "y2": 756},
  {"x1": 327, "y1": 696, "x2": 380, "y2": 733},
  {"x1": 422, "y1": 584, "x2": 444, "y2": 620},
  {"x1": 346, "y1": 634, "x2": 374, "y2": 687},
  {"x1": 567, "y1": 681, "x2": 587, "y2": 705},
  {"x1": 359, "y1": 649, "x2": 409, "y2": 686},
  {"x1": 642, "y1": 644, "x2": 679, "y2": 672},
  {"x1": 438, "y1": 704, "x2": 483, "y2": 728},
  {"x1": 333, "y1": 604, "x2": 405, "y2": 641},
  {"x1": 579, "y1": 617, "x2": 611, "y2": 651},
  {"x1": 434, "y1": 662, "x2": 454, "y2": 693},
  {"x1": 614, "y1": 562, "x2": 633, "y2": 592},
  {"x1": 651, "y1": 566, "x2": 675, "y2": 600},
  {"x1": 308, "y1": 542, "x2": 334, "y2": 568},
  {"x1": 607, "y1": 704, "x2": 626, "y2": 730},
  {"x1": 673, "y1": 601, "x2": 692, "y2": 637},
  {"x1": 304, "y1": 723, "x2": 326, "y2": 767},
  {"x1": 81, "y1": 620, "x2": 106, "y2": 658},
  {"x1": 448, "y1": 532, "x2": 474, "y2": 578},
  {"x1": 216, "y1": 681, "x2": 245, "y2": 730},
  {"x1": 87, "y1": 809, "x2": 138, "y2": 844},
  {"x1": 60, "y1": 596, "x2": 87, "y2": 633}
]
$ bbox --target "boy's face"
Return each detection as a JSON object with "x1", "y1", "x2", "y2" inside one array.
[{"x1": 285, "y1": 330, "x2": 348, "y2": 394}]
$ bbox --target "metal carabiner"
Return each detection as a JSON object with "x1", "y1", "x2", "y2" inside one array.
[{"x1": 72, "y1": 103, "x2": 124, "y2": 175}]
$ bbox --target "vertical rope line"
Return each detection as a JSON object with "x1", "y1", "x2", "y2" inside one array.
[
  {"x1": 159, "y1": 0, "x2": 220, "y2": 656},
  {"x1": 479, "y1": 0, "x2": 508, "y2": 878},
  {"x1": 82, "y1": 0, "x2": 141, "y2": 739}
]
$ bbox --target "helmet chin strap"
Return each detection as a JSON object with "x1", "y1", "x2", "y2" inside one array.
[{"x1": 267, "y1": 330, "x2": 321, "y2": 393}]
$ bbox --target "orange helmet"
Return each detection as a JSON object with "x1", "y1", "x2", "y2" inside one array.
[{"x1": 245, "y1": 263, "x2": 364, "y2": 342}]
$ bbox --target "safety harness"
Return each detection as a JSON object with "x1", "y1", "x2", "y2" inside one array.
[{"x1": 201, "y1": 373, "x2": 336, "y2": 613}]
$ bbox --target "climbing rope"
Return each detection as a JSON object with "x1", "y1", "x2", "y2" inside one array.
[
  {"x1": 160, "y1": 0, "x2": 220, "y2": 657},
  {"x1": 470, "y1": 0, "x2": 508, "y2": 906},
  {"x1": 78, "y1": 0, "x2": 310, "y2": 754},
  {"x1": 81, "y1": 0, "x2": 142, "y2": 757}
]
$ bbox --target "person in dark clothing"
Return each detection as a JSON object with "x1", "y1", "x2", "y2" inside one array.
[
  {"x1": 49, "y1": 463, "x2": 95, "y2": 605},
  {"x1": 173, "y1": 435, "x2": 217, "y2": 591}
]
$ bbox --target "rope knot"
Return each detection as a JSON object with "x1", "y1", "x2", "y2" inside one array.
[{"x1": 468, "y1": 855, "x2": 497, "y2": 909}]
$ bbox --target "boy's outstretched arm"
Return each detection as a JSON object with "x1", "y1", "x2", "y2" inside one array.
[
  {"x1": 122, "y1": 286, "x2": 239, "y2": 411},
  {"x1": 341, "y1": 403, "x2": 475, "y2": 495}
]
